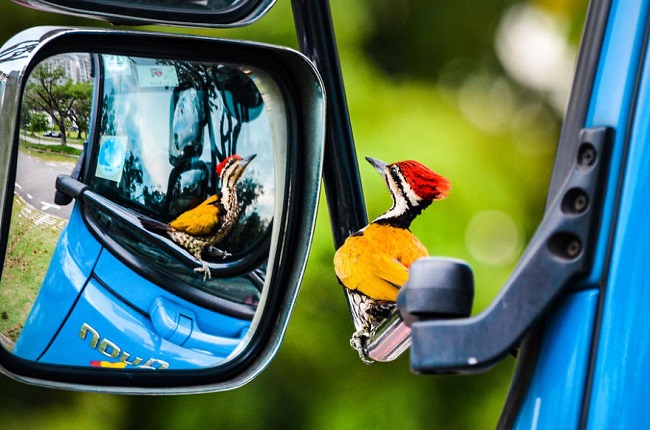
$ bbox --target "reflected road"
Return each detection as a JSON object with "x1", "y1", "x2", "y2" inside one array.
[{"x1": 15, "y1": 149, "x2": 77, "y2": 219}]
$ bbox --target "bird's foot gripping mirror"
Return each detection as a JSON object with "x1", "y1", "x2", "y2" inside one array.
[{"x1": 0, "y1": 27, "x2": 325, "y2": 393}]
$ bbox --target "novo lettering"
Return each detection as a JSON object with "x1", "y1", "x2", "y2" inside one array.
[{"x1": 78, "y1": 323, "x2": 170, "y2": 369}]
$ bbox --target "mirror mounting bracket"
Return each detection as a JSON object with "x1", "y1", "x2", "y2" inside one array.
[{"x1": 399, "y1": 127, "x2": 613, "y2": 374}]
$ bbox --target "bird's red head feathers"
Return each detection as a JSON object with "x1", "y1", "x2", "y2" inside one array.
[
  {"x1": 393, "y1": 160, "x2": 451, "y2": 201},
  {"x1": 216, "y1": 155, "x2": 243, "y2": 177}
]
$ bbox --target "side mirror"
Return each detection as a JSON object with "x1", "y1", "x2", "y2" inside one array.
[
  {"x1": 0, "y1": 27, "x2": 325, "y2": 393},
  {"x1": 11, "y1": 0, "x2": 275, "y2": 27}
]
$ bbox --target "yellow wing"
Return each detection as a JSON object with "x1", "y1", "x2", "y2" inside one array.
[
  {"x1": 170, "y1": 195, "x2": 223, "y2": 236},
  {"x1": 334, "y1": 223, "x2": 428, "y2": 301}
]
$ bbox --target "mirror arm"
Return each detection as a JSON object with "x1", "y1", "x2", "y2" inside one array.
[
  {"x1": 398, "y1": 127, "x2": 613, "y2": 373},
  {"x1": 55, "y1": 174, "x2": 216, "y2": 273},
  {"x1": 361, "y1": 258, "x2": 475, "y2": 364},
  {"x1": 54, "y1": 148, "x2": 85, "y2": 206},
  {"x1": 55, "y1": 172, "x2": 89, "y2": 199},
  {"x1": 362, "y1": 313, "x2": 412, "y2": 363},
  {"x1": 291, "y1": 0, "x2": 367, "y2": 245}
]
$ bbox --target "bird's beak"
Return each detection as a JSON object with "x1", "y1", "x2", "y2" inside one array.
[
  {"x1": 235, "y1": 154, "x2": 256, "y2": 176},
  {"x1": 366, "y1": 156, "x2": 388, "y2": 176},
  {"x1": 240, "y1": 154, "x2": 256, "y2": 167}
]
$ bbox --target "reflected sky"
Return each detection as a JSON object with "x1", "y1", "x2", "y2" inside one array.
[{"x1": 101, "y1": 56, "x2": 276, "y2": 220}]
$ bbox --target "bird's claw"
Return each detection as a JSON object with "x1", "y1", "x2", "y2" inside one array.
[
  {"x1": 194, "y1": 248, "x2": 231, "y2": 281},
  {"x1": 194, "y1": 261, "x2": 212, "y2": 281},
  {"x1": 206, "y1": 246, "x2": 231, "y2": 259},
  {"x1": 350, "y1": 329, "x2": 375, "y2": 365}
]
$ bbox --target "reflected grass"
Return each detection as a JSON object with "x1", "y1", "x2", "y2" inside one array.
[
  {"x1": 0, "y1": 195, "x2": 65, "y2": 344},
  {"x1": 19, "y1": 137, "x2": 82, "y2": 163}
]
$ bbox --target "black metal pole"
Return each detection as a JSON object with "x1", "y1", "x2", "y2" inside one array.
[{"x1": 290, "y1": 0, "x2": 368, "y2": 248}]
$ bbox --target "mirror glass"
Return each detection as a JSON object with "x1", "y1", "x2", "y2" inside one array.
[{"x1": 0, "y1": 52, "x2": 286, "y2": 370}]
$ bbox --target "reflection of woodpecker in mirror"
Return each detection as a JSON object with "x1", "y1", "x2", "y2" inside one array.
[
  {"x1": 334, "y1": 156, "x2": 451, "y2": 354},
  {"x1": 140, "y1": 154, "x2": 256, "y2": 280}
]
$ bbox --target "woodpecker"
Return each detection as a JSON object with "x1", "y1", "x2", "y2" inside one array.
[
  {"x1": 141, "y1": 154, "x2": 255, "y2": 280},
  {"x1": 333, "y1": 156, "x2": 451, "y2": 355}
]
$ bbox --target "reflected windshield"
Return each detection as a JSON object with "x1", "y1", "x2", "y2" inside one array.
[
  {"x1": 90, "y1": 55, "x2": 274, "y2": 250},
  {"x1": 85, "y1": 54, "x2": 280, "y2": 304}
]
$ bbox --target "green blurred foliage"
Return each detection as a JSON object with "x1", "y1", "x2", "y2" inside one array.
[
  {"x1": 0, "y1": 0, "x2": 588, "y2": 428},
  {"x1": 363, "y1": 0, "x2": 512, "y2": 79},
  {"x1": 361, "y1": 0, "x2": 587, "y2": 82}
]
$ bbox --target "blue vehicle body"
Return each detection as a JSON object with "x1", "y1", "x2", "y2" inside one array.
[
  {"x1": 15, "y1": 205, "x2": 251, "y2": 369},
  {"x1": 507, "y1": 0, "x2": 650, "y2": 427}
]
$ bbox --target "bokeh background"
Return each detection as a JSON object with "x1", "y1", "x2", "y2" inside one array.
[{"x1": 0, "y1": 0, "x2": 588, "y2": 428}]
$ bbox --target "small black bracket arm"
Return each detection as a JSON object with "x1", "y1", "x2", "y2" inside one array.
[{"x1": 397, "y1": 127, "x2": 613, "y2": 374}]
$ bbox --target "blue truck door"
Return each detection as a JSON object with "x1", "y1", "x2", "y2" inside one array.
[{"x1": 509, "y1": 0, "x2": 650, "y2": 427}]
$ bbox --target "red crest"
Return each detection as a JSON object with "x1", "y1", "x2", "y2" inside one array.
[
  {"x1": 394, "y1": 160, "x2": 451, "y2": 201},
  {"x1": 216, "y1": 154, "x2": 243, "y2": 177}
]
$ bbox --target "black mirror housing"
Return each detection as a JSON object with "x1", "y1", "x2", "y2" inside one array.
[{"x1": 0, "y1": 26, "x2": 325, "y2": 394}]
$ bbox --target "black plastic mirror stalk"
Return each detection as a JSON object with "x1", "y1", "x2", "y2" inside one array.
[
  {"x1": 398, "y1": 258, "x2": 475, "y2": 325},
  {"x1": 361, "y1": 257, "x2": 477, "y2": 364},
  {"x1": 399, "y1": 127, "x2": 613, "y2": 374},
  {"x1": 291, "y1": 0, "x2": 367, "y2": 246}
]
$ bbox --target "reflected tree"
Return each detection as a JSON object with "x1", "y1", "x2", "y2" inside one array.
[
  {"x1": 120, "y1": 153, "x2": 144, "y2": 197},
  {"x1": 23, "y1": 63, "x2": 92, "y2": 145},
  {"x1": 113, "y1": 152, "x2": 166, "y2": 214},
  {"x1": 165, "y1": 62, "x2": 263, "y2": 161},
  {"x1": 100, "y1": 89, "x2": 116, "y2": 136},
  {"x1": 235, "y1": 177, "x2": 263, "y2": 215},
  {"x1": 212, "y1": 67, "x2": 263, "y2": 162},
  {"x1": 68, "y1": 81, "x2": 92, "y2": 139},
  {"x1": 29, "y1": 112, "x2": 49, "y2": 133}
]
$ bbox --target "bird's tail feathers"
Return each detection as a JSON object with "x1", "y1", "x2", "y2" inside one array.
[
  {"x1": 366, "y1": 301, "x2": 396, "y2": 319},
  {"x1": 138, "y1": 215, "x2": 173, "y2": 235}
]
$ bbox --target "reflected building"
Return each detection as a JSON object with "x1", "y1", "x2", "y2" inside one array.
[{"x1": 43, "y1": 54, "x2": 92, "y2": 83}]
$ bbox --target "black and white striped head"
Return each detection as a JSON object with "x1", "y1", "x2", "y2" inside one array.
[
  {"x1": 216, "y1": 154, "x2": 256, "y2": 190},
  {"x1": 366, "y1": 156, "x2": 451, "y2": 226}
]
